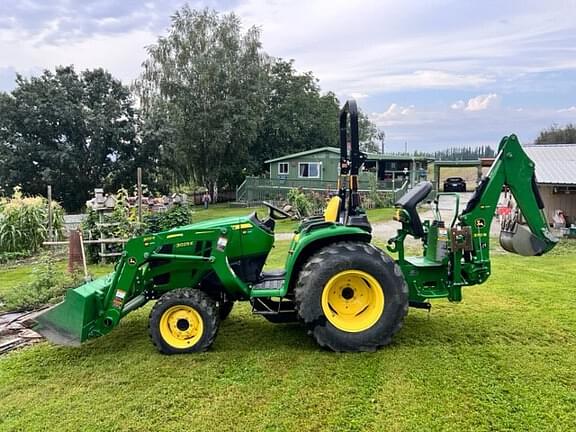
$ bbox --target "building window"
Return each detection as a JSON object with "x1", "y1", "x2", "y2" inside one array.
[
  {"x1": 298, "y1": 162, "x2": 321, "y2": 178},
  {"x1": 278, "y1": 162, "x2": 289, "y2": 175}
]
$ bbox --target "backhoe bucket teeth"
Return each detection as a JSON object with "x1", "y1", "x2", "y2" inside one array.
[
  {"x1": 499, "y1": 224, "x2": 549, "y2": 256},
  {"x1": 34, "y1": 275, "x2": 114, "y2": 346}
]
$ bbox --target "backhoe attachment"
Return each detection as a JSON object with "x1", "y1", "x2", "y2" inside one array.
[
  {"x1": 499, "y1": 210, "x2": 556, "y2": 256},
  {"x1": 460, "y1": 134, "x2": 557, "y2": 257}
]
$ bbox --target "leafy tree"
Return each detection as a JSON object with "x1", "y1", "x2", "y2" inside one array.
[
  {"x1": 249, "y1": 59, "x2": 339, "y2": 174},
  {"x1": 137, "y1": 7, "x2": 266, "y2": 194},
  {"x1": 535, "y1": 124, "x2": 576, "y2": 144},
  {"x1": 358, "y1": 110, "x2": 380, "y2": 153},
  {"x1": 433, "y1": 145, "x2": 495, "y2": 160},
  {"x1": 0, "y1": 66, "x2": 153, "y2": 211}
]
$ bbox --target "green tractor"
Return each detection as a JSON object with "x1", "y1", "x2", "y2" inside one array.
[{"x1": 35, "y1": 100, "x2": 558, "y2": 353}]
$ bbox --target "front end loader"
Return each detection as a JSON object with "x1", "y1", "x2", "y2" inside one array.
[{"x1": 35, "y1": 100, "x2": 558, "y2": 353}]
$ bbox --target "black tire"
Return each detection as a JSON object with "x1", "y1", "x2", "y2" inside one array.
[
  {"x1": 218, "y1": 300, "x2": 234, "y2": 320},
  {"x1": 295, "y1": 241, "x2": 408, "y2": 352},
  {"x1": 149, "y1": 288, "x2": 219, "y2": 354}
]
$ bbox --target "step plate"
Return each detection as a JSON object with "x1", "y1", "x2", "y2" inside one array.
[{"x1": 252, "y1": 278, "x2": 284, "y2": 291}]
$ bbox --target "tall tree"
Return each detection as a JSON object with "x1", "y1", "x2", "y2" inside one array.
[
  {"x1": 0, "y1": 66, "x2": 148, "y2": 211},
  {"x1": 535, "y1": 124, "x2": 576, "y2": 144},
  {"x1": 358, "y1": 110, "x2": 380, "y2": 153},
  {"x1": 137, "y1": 7, "x2": 266, "y2": 193},
  {"x1": 249, "y1": 58, "x2": 339, "y2": 174}
]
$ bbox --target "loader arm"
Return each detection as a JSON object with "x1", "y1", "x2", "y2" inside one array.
[
  {"x1": 35, "y1": 224, "x2": 257, "y2": 345},
  {"x1": 458, "y1": 134, "x2": 557, "y2": 258}
]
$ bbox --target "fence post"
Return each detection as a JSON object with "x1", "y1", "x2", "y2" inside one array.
[
  {"x1": 137, "y1": 167, "x2": 142, "y2": 223},
  {"x1": 47, "y1": 185, "x2": 53, "y2": 242}
]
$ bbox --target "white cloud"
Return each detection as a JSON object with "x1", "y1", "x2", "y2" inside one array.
[
  {"x1": 0, "y1": 28, "x2": 157, "y2": 86},
  {"x1": 451, "y1": 100, "x2": 465, "y2": 110},
  {"x1": 234, "y1": 0, "x2": 576, "y2": 96},
  {"x1": 369, "y1": 103, "x2": 418, "y2": 127},
  {"x1": 464, "y1": 93, "x2": 500, "y2": 111},
  {"x1": 367, "y1": 102, "x2": 576, "y2": 152},
  {"x1": 1, "y1": 0, "x2": 576, "y2": 151},
  {"x1": 348, "y1": 92, "x2": 369, "y2": 100},
  {"x1": 451, "y1": 93, "x2": 500, "y2": 112}
]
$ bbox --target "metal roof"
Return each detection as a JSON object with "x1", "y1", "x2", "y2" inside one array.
[
  {"x1": 265, "y1": 147, "x2": 434, "y2": 164},
  {"x1": 524, "y1": 144, "x2": 576, "y2": 185},
  {"x1": 265, "y1": 147, "x2": 338, "y2": 164}
]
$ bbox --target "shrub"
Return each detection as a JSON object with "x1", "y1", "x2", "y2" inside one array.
[
  {"x1": 286, "y1": 188, "x2": 314, "y2": 217},
  {"x1": 0, "y1": 253, "x2": 82, "y2": 312},
  {"x1": 0, "y1": 186, "x2": 64, "y2": 254},
  {"x1": 0, "y1": 251, "x2": 31, "y2": 264},
  {"x1": 143, "y1": 204, "x2": 193, "y2": 234},
  {"x1": 367, "y1": 172, "x2": 386, "y2": 208}
]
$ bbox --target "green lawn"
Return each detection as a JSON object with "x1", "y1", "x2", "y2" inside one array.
[
  {"x1": 1, "y1": 241, "x2": 575, "y2": 431},
  {"x1": 192, "y1": 203, "x2": 395, "y2": 233},
  {"x1": 191, "y1": 204, "x2": 299, "y2": 233},
  {"x1": 0, "y1": 261, "x2": 112, "y2": 302}
]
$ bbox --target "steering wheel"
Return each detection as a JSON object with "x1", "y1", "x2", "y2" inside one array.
[{"x1": 262, "y1": 201, "x2": 293, "y2": 220}]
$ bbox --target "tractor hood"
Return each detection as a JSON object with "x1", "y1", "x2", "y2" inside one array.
[{"x1": 170, "y1": 215, "x2": 255, "y2": 232}]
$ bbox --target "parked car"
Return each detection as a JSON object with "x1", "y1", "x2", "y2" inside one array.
[{"x1": 443, "y1": 176, "x2": 467, "y2": 192}]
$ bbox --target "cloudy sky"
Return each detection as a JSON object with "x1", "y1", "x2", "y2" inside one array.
[{"x1": 1, "y1": 0, "x2": 575, "y2": 152}]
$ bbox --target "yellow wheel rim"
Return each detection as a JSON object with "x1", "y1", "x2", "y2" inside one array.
[
  {"x1": 159, "y1": 305, "x2": 204, "y2": 349},
  {"x1": 321, "y1": 270, "x2": 385, "y2": 332}
]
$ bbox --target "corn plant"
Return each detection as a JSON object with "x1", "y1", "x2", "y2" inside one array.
[{"x1": 0, "y1": 187, "x2": 64, "y2": 254}]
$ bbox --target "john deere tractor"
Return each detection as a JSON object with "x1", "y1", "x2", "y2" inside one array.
[{"x1": 35, "y1": 100, "x2": 558, "y2": 353}]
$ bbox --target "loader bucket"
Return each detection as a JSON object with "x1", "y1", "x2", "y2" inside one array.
[
  {"x1": 35, "y1": 275, "x2": 114, "y2": 346},
  {"x1": 499, "y1": 224, "x2": 550, "y2": 256}
]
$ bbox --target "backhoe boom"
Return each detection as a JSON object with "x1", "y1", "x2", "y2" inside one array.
[{"x1": 459, "y1": 134, "x2": 557, "y2": 257}]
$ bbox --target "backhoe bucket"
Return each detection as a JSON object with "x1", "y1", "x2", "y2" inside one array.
[
  {"x1": 499, "y1": 224, "x2": 550, "y2": 256},
  {"x1": 34, "y1": 275, "x2": 114, "y2": 346}
]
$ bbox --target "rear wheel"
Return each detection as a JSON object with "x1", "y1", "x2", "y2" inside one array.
[
  {"x1": 295, "y1": 241, "x2": 408, "y2": 352},
  {"x1": 149, "y1": 289, "x2": 219, "y2": 354}
]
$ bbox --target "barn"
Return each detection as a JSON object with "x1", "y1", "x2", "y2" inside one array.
[{"x1": 524, "y1": 144, "x2": 576, "y2": 225}]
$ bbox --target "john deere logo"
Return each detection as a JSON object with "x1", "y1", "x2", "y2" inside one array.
[
  {"x1": 128, "y1": 257, "x2": 137, "y2": 266},
  {"x1": 475, "y1": 219, "x2": 486, "y2": 228}
]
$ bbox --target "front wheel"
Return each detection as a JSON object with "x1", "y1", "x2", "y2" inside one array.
[
  {"x1": 295, "y1": 242, "x2": 408, "y2": 352},
  {"x1": 149, "y1": 289, "x2": 219, "y2": 354}
]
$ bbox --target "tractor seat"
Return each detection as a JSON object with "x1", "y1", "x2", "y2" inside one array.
[
  {"x1": 394, "y1": 181, "x2": 433, "y2": 238},
  {"x1": 324, "y1": 196, "x2": 341, "y2": 222}
]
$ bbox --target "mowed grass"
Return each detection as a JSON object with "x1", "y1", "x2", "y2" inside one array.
[
  {"x1": 192, "y1": 204, "x2": 396, "y2": 233},
  {"x1": 1, "y1": 241, "x2": 576, "y2": 431},
  {"x1": 0, "y1": 260, "x2": 112, "y2": 303},
  {"x1": 191, "y1": 204, "x2": 299, "y2": 233}
]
